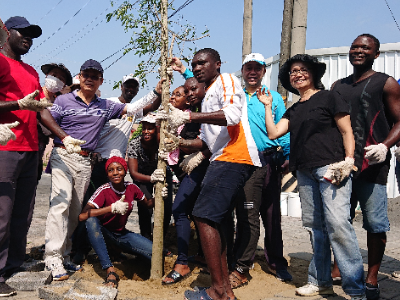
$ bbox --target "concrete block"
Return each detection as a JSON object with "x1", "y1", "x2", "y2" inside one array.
[
  {"x1": 38, "y1": 281, "x2": 75, "y2": 300},
  {"x1": 22, "y1": 260, "x2": 45, "y2": 272},
  {"x1": 6, "y1": 271, "x2": 52, "y2": 291}
]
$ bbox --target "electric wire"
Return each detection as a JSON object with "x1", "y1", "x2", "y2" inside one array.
[
  {"x1": 168, "y1": 0, "x2": 195, "y2": 18},
  {"x1": 36, "y1": 0, "x2": 65, "y2": 23},
  {"x1": 384, "y1": 0, "x2": 400, "y2": 33}
]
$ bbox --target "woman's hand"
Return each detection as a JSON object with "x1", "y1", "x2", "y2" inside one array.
[{"x1": 256, "y1": 87, "x2": 272, "y2": 107}]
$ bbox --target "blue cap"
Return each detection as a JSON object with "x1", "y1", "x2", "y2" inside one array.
[
  {"x1": 5, "y1": 16, "x2": 42, "y2": 39},
  {"x1": 80, "y1": 59, "x2": 104, "y2": 74}
]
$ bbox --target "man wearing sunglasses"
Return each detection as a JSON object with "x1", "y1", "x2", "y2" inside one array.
[
  {"x1": 44, "y1": 59, "x2": 159, "y2": 281},
  {"x1": 0, "y1": 16, "x2": 83, "y2": 296}
]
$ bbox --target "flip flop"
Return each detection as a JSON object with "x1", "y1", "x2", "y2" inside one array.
[
  {"x1": 184, "y1": 288, "x2": 213, "y2": 300},
  {"x1": 162, "y1": 269, "x2": 191, "y2": 285},
  {"x1": 103, "y1": 271, "x2": 119, "y2": 289},
  {"x1": 229, "y1": 270, "x2": 248, "y2": 289}
]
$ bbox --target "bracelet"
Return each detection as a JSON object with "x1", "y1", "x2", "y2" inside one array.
[{"x1": 153, "y1": 89, "x2": 160, "y2": 97}]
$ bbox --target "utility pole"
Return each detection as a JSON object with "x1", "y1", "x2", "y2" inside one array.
[
  {"x1": 288, "y1": 0, "x2": 308, "y2": 106},
  {"x1": 150, "y1": 0, "x2": 170, "y2": 279},
  {"x1": 242, "y1": 0, "x2": 253, "y2": 62},
  {"x1": 278, "y1": 0, "x2": 294, "y2": 104}
]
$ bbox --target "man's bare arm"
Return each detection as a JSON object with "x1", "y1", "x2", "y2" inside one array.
[
  {"x1": 381, "y1": 77, "x2": 400, "y2": 148},
  {"x1": 190, "y1": 110, "x2": 227, "y2": 126},
  {"x1": 0, "y1": 100, "x2": 19, "y2": 113}
]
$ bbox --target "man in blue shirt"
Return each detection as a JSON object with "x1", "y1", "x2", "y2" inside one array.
[{"x1": 230, "y1": 53, "x2": 292, "y2": 288}]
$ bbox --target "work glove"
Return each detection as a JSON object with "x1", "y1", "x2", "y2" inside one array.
[
  {"x1": 157, "y1": 103, "x2": 191, "y2": 128},
  {"x1": 17, "y1": 91, "x2": 53, "y2": 112},
  {"x1": 324, "y1": 157, "x2": 355, "y2": 185},
  {"x1": 364, "y1": 143, "x2": 388, "y2": 165},
  {"x1": 158, "y1": 148, "x2": 169, "y2": 161},
  {"x1": 0, "y1": 121, "x2": 19, "y2": 146},
  {"x1": 111, "y1": 195, "x2": 129, "y2": 215},
  {"x1": 150, "y1": 169, "x2": 165, "y2": 183},
  {"x1": 161, "y1": 186, "x2": 168, "y2": 198},
  {"x1": 163, "y1": 131, "x2": 180, "y2": 152},
  {"x1": 179, "y1": 151, "x2": 205, "y2": 174},
  {"x1": 62, "y1": 135, "x2": 86, "y2": 154},
  {"x1": 395, "y1": 147, "x2": 400, "y2": 162}
]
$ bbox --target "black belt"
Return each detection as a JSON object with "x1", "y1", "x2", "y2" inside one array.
[{"x1": 262, "y1": 146, "x2": 281, "y2": 156}]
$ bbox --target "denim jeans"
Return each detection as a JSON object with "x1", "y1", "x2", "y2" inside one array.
[
  {"x1": 85, "y1": 217, "x2": 152, "y2": 269},
  {"x1": 297, "y1": 165, "x2": 365, "y2": 296}
]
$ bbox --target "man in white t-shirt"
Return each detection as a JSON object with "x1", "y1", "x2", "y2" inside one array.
[{"x1": 71, "y1": 74, "x2": 163, "y2": 264}]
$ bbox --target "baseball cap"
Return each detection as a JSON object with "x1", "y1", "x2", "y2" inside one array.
[
  {"x1": 80, "y1": 59, "x2": 104, "y2": 74},
  {"x1": 242, "y1": 53, "x2": 266, "y2": 66},
  {"x1": 5, "y1": 16, "x2": 42, "y2": 39},
  {"x1": 122, "y1": 74, "x2": 140, "y2": 85},
  {"x1": 41, "y1": 63, "x2": 73, "y2": 86}
]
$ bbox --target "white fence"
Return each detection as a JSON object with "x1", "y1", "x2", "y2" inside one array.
[{"x1": 235, "y1": 42, "x2": 400, "y2": 198}]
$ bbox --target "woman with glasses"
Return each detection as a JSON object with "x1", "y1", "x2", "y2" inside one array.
[{"x1": 258, "y1": 54, "x2": 366, "y2": 300}]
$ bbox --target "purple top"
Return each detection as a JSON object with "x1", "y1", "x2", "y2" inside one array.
[{"x1": 50, "y1": 90, "x2": 126, "y2": 151}]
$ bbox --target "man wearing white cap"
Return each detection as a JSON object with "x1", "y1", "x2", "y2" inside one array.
[
  {"x1": 71, "y1": 74, "x2": 164, "y2": 264},
  {"x1": 230, "y1": 53, "x2": 291, "y2": 288}
]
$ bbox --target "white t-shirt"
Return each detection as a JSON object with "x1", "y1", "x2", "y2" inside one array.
[
  {"x1": 94, "y1": 91, "x2": 157, "y2": 158},
  {"x1": 200, "y1": 73, "x2": 261, "y2": 166}
]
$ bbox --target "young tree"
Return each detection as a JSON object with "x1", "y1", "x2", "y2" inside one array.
[{"x1": 107, "y1": 0, "x2": 208, "y2": 279}]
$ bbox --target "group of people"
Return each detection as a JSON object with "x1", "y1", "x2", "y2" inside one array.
[{"x1": 1, "y1": 13, "x2": 400, "y2": 300}]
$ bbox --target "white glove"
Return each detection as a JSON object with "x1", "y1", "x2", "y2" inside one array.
[
  {"x1": 158, "y1": 148, "x2": 169, "y2": 161},
  {"x1": 17, "y1": 91, "x2": 53, "y2": 112},
  {"x1": 163, "y1": 131, "x2": 180, "y2": 152},
  {"x1": 0, "y1": 121, "x2": 19, "y2": 146},
  {"x1": 150, "y1": 169, "x2": 165, "y2": 183},
  {"x1": 161, "y1": 186, "x2": 168, "y2": 198},
  {"x1": 166, "y1": 103, "x2": 191, "y2": 128},
  {"x1": 364, "y1": 143, "x2": 388, "y2": 165},
  {"x1": 324, "y1": 157, "x2": 355, "y2": 185},
  {"x1": 111, "y1": 195, "x2": 129, "y2": 215},
  {"x1": 179, "y1": 151, "x2": 205, "y2": 174},
  {"x1": 395, "y1": 147, "x2": 400, "y2": 162},
  {"x1": 62, "y1": 135, "x2": 86, "y2": 154},
  {"x1": 166, "y1": 66, "x2": 174, "y2": 76}
]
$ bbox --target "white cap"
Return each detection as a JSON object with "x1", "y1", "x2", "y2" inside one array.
[
  {"x1": 72, "y1": 74, "x2": 80, "y2": 85},
  {"x1": 141, "y1": 112, "x2": 157, "y2": 124},
  {"x1": 242, "y1": 53, "x2": 266, "y2": 66},
  {"x1": 122, "y1": 74, "x2": 140, "y2": 85}
]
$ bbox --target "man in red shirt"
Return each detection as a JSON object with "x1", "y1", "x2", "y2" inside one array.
[{"x1": 0, "y1": 16, "x2": 82, "y2": 296}]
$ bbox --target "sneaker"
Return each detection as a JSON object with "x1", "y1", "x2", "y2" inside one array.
[
  {"x1": 295, "y1": 283, "x2": 334, "y2": 296},
  {"x1": 392, "y1": 270, "x2": 400, "y2": 278},
  {"x1": 46, "y1": 262, "x2": 69, "y2": 281},
  {"x1": 351, "y1": 295, "x2": 367, "y2": 300},
  {"x1": 365, "y1": 283, "x2": 380, "y2": 300},
  {"x1": 64, "y1": 261, "x2": 83, "y2": 272},
  {"x1": 0, "y1": 283, "x2": 16, "y2": 297},
  {"x1": 276, "y1": 269, "x2": 293, "y2": 282}
]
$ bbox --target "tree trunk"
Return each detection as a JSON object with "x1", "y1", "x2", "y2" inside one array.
[
  {"x1": 150, "y1": 0, "x2": 170, "y2": 280},
  {"x1": 242, "y1": 0, "x2": 253, "y2": 62}
]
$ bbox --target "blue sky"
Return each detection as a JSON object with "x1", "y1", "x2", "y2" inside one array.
[{"x1": 2, "y1": 0, "x2": 400, "y2": 99}]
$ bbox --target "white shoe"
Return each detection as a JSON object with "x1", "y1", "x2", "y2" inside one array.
[
  {"x1": 295, "y1": 283, "x2": 334, "y2": 296},
  {"x1": 46, "y1": 262, "x2": 69, "y2": 281},
  {"x1": 392, "y1": 270, "x2": 400, "y2": 278},
  {"x1": 351, "y1": 295, "x2": 366, "y2": 300}
]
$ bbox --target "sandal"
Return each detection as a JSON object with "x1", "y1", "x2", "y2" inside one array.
[
  {"x1": 103, "y1": 271, "x2": 119, "y2": 288},
  {"x1": 162, "y1": 269, "x2": 191, "y2": 285},
  {"x1": 229, "y1": 270, "x2": 248, "y2": 289}
]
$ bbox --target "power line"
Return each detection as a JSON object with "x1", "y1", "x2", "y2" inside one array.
[
  {"x1": 36, "y1": 0, "x2": 65, "y2": 23},
  {"x1": 29, "y1": 0, "x2": 93, "y2": 53},
  {"x1": 384, "y1": 0, "x2": 400, "y2": 33},
  {"x1": 169, "y1": 0, "x2": 195, "y2": 18}
]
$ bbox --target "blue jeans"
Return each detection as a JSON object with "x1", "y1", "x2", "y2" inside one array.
[
  {"x1": 172, "y1": 167, "x2": 207, "y2": 265},
  {"x1": 85, "y1": 217, "x2": 152, "y2": 269},
  {"x1": 297, "y1": 165, "x2": 365, "y2": 296}
]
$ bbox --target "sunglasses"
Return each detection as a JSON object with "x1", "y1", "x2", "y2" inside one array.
[{"x1": 80, "y1": 73, "x2": 102, "y2": 81}]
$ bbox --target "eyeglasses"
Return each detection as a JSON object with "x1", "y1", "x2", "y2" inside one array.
[
  {"x1": 80, "y1": 73, "x2": 102, "y2": 81},
  {"x1": 289, "y1": 69, "x2": 309, "y2": 77}
]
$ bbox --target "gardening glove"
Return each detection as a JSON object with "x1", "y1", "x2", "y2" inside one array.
[
  {"x1": 62, "y1": 135, "x2": 86, "y2": 154},
  {"x1": 111, "y1": 195, "x2": 129, "y2": 215},
  {"x1": 158, "y1": 148, "x2": 169, "y2": 161},
  {"x1": 395, "y1": 147, "x2": 400, "y2": 162},
  {"x1": 0, "y1": 121, "x2": 19, "y2": 146},
  {"x1": 161, "y1": 186, "x2": 168, "y2": 198},
  {"x1": 166, "y1": 103, "x2": 191, "y2": 128},
  {"x1": 324, "y1": 157, "x2": 355, "y2": 185},
  {"x1": 364, "y1": 143, "x2": 388, "y2": 165},
  {"x1": 150, "y1": 169, "x2": 165, "y2": 183},
  {"x1": 163, "y1": 131, "x2": 180, "y2": 152},
  {"x1": 17, "y1": 90, "x2": 53, "y2": 112},
  {"x1": 179, "y1": 151, "x2": 205, "y2": 174}
]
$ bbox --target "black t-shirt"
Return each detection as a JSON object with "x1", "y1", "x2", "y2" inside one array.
[
  {"x1": 282, "y1": 90, "x2": 350, "y2": 171},
  {"x1": 332, "y1": 72, "x2": 391, "y2": 184}
]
